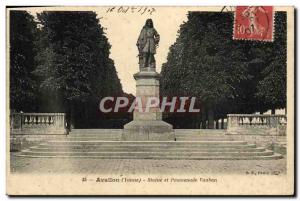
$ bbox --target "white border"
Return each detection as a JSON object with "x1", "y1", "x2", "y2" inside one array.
[{"x1": 0, "y1": 0, "x2": 298, "y2": 200}]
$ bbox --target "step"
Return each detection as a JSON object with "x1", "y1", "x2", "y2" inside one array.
[
  {"x1": 175, "y1": 137, "x2": 231, "y2": 141},
  {"x1": 69, "y1": 129, "x2": 227, "y2": 136},
  {"x1": 66, "y1": 136, "x2": 230, "y2": 141},
  {"x1": 175, "y1": 133, "x2": 226, "y2": 136},
  {"x1": 64, "y1": 137, "x2": 122, "y2": 141},
  {"x1": 175, "y1": 133, "x2": 225, "y2": 136},
  {"x1": 37, "y1": 142, "x2": 256, "y2": 149},
  {"x1": 29, "y1": 146, "x2": 265, "y2": 152},
  {"x1": 42, "y1": 142, "x2": 253, "y2": 148},
  {"x1": 44, "y1": 140, "x2": 248, "y2": 145},
  {"x1": 15, "y1": 153, "x2": 282, "y2": 160},
  {"x1": 64, "y1": 136, "x2": 234, "y2": 141},
  {"x1": 35, "y1": 143, "x2": 257, "y2": 150},
  {"x1": 19, "y1": 149, "x2": 274, "y2": 156},
  {"x1": 175, "y1": 129, "x2": 226, "y2": 134},
  {"x1": 68, "y1": 135, "x2": 121, "y2": 137},
  {"x1": 70, "y1": 129, "x2": 226, "y2": 134},
  {"x1": 69, "y1": 133, "x2": 121, "y2": 136},
  {"x1": 69, "y1": 129, "x2": 122, "y2": 135}
]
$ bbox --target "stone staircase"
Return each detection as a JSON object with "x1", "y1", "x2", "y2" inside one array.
[
  {"x1": 175, "y1": 129, "x2": 228, "y2": 141},
  {"x1": 67, "y1": 129, "x2": 122, "y2": 141},
  {"x1": 15, "y1": 129, "x2": 282, "y2": 160}
]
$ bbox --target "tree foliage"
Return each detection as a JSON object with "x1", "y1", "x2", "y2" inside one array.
[
  {"x1": 255, "y1": 13, "x2": 287, "y2": 111},
  {"x1": 161, "y1": 11, "x2": 287, "y2": 127},
  {"x1": 9, "y1": 11, "x2": 39, "y2": 112},
  {"x1": 34, "y1": 11, "x2": 123, "y2": 127}
]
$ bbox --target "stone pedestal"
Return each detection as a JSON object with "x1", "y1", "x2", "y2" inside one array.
[{"x1": 123, "y1": 70, "x2": 174, "y2": 141}]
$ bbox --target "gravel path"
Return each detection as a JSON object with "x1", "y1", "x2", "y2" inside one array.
[{"x1": 10, "y1": 154, "x2": 286, "y2": 175}]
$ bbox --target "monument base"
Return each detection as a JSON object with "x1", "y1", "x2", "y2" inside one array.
[
  {"x1": 123, "y1": 120, "x2": 175, "y2": 141},
  {"x1": 122, "y1": 70, "x2": 175, "y2": 141}
]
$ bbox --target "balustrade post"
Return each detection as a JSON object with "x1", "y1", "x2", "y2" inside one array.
[{"x1": 227, "y1": 114, "x2": 239, "y2": 134}]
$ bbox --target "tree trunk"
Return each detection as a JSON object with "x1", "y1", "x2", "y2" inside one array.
[
  {"x1": 84, "y1": 102, "x2": 89, "y2": 128},
  {"x1": 201, "y1": 108, "x2": 206, "y2": 129},
  {"x1": 70, "y1": 101, "x2": 75, "y2": 130},
  {"x1": 208, "y1": 109, "x2": 214, "y2": 129},
  {"x1": 221, "y1": 118, "x2": 224, "y2": 129},
  {"x1": 271, "y1": 108, "x2": 275, "y2": 114},
  {"x1": 66, "y1": 101, "x2": 72, "y2": 132},
  {"x1": 216, "y1": 119, "x2": 219, "y2": 129}
]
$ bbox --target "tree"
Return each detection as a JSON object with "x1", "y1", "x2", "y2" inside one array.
[
  {"x1": 161, "y1": 12, "x2": 250, "y2": 128},
  {"x1": 256, "y1": 12, "x2": 287, "y2": 114},
  {"x1": 161, "y1": 11, "x2": 287, "y2": 128},
  {"x1": 34, "y1": 11, "x2": 123, "y2": 128},
  {"x1": 9, "y1": 11, "x2": 39, "y2": 112}
]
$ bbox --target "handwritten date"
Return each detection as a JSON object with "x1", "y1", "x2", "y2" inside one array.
[{"x1": 106, "y1": 6, "x2": 156, "y2": 15}]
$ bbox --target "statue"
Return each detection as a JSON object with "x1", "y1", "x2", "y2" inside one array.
[
  {"x1": 124, "y1": 19, "x2": 174, "y2": 141},
  {"x1": 136, "y1": 19, "x2": 160, "y2": 71}
]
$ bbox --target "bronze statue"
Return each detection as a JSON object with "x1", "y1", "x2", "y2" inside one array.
[{"x1": 136, "y1": 19, "x2": 160, "y2": 71}]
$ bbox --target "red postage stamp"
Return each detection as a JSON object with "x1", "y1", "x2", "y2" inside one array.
[{"x1": 233, "y1": 6, "x2": 274, "y2": 41}]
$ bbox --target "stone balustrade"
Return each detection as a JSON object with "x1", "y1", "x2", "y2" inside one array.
[
  {"x1": 10, "y1": 113, "x2": 67, "y2": 135},
  {"x1": 227, "y1": 114, "x2": 287, "y2": 135}
]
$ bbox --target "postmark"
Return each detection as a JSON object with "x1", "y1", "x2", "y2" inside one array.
[{"x1": 233, "y1": 6, "x2": 274, "y2": 42}]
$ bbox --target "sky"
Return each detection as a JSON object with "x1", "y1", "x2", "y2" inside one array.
[{"x1": 96, "y1": 7, "x2": 190, "y2": 95}]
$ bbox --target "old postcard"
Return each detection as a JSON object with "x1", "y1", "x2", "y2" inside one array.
[{"x1": 6, "y1": 6, "x2": 294, "y2": 195}]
